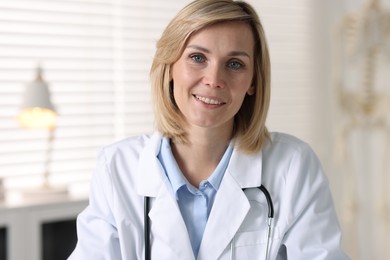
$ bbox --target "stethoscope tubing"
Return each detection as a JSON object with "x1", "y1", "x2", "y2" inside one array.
[
  {"x1": 144, "y1": 196, "x2": 151, "y2": 260},
  {"x1": 144, "y1": 184, "x2": 274, "y2": 260}
]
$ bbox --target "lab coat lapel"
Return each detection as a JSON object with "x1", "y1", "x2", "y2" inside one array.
[
  {"x1": 148, "y1": 181, "x2": 195, "y2": 260},
  {"x1": 136, "y1": 133, "x2": 194, "y2": 260},
  {"x1": 198, "y1": 149, "x2": 263, "y2": 260},
  {"x1": 198, "y1": 172, "x2": 250, "y2": 259}
]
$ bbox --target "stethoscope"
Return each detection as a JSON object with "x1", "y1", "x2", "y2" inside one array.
[{"x1": 144, "y1": 185, "x2": 274, "y2": 260}]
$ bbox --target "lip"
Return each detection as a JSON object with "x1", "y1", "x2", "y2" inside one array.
[{"x1": 193, "y1": 94, "x2": 226, "y2": 105}]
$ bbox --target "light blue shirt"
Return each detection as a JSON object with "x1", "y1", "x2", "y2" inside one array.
[{"x1": 158, "y1": 137, "x2": 233, "y2": 257}]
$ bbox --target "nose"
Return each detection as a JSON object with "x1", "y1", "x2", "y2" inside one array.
[{"x1": 202, "y1": 63, "x2": 225, "y2": 88}]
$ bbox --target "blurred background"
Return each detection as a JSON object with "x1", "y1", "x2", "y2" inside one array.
[{"x1": 0, "y1": 0, "x2": 389, "y2": 259}]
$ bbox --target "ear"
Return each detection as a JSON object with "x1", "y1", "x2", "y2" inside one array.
[{"x1": 246, "y1": 85, "x2": 255, "y2": 96}]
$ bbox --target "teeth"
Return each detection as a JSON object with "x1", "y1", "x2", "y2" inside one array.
[{"x1": 195, "y1": 95, "x2": 223, "y2": 105}]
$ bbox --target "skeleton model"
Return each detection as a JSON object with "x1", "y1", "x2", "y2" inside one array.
[{"x1": 334, "y1": 0, "x2": 390, "y2": 259}]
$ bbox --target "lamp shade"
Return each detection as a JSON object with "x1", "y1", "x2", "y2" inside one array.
[{"x1": 18, "y1": 67, "x2": 57, "y2": 129}]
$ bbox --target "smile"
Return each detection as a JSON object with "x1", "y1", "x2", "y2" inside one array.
[{"x1": 194, "y1": 95, "x2": 224, "y2": 105}]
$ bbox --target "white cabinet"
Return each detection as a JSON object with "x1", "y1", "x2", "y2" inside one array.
[{"x1": 0, "y1": 195, "x2": 88, "y2": 260}]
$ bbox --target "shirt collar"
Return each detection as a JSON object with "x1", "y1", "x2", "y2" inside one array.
[
  {"x1": 158, "y1": 137, "x2": 186, "y2": 195},
  {"x1": 158, "y1": 137, "x2": 234, "y2": 196},
  {"x1": 207, "y1": 141, "x2": 233, "y2": 190}
]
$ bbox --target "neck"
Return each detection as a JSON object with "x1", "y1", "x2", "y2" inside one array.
[{"x1": 171, "y1": 126, "x2": 232, "y2": 187}]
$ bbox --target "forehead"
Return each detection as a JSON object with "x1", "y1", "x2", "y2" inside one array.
[{"x1": 185, "y1": 21, "x2": 255, "y2": 52}]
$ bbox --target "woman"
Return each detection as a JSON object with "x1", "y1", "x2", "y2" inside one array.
[{"x1": 69, "y1": 0, "x2": 349, "y2": 259}]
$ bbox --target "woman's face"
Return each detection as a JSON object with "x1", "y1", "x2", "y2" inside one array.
[{"x1": 170, "y1": 22, "x2": 255, "y2": 134}]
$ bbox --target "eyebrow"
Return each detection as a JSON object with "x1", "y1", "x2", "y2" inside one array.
[{"x1": 186, "y1": 45, "x2": 251, "y2": 58}]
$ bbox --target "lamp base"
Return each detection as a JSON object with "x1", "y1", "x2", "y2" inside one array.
[{"x1": 22, "y1": 184, "x2": 69, "y2": 200}]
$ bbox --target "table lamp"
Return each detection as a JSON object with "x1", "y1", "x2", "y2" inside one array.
[{"x1": 18, "y1": 66, "x2": 68, "y2": 197}]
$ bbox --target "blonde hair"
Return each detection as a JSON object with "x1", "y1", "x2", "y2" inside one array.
[{"x1": 150, "y1": 0, "x2": 271, "y2": 153}]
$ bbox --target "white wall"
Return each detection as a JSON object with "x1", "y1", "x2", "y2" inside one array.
[{"x1": 318, "y1": 0, "x2": 390, "y2": 259}]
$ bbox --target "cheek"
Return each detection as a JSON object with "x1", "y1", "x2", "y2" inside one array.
[
  {"x1": 230, "y1": 83, "x2": 254, "y2": 109},
  {"x1": 171, "y1": 65, "x2": 188, "y2": 86},
  {"x1": 171, "y1": 80, "x2": 188, "y2": 110},
  {"x1": 233, "y1": 77, "x2": 254, "y2": 95},
  {"x1": 171, "y1": 58, "x2": 191, "y2": 78}
]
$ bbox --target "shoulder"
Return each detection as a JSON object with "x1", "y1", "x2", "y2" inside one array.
[
  {"x1": 262, "y1": 133, "x2": 329, "y2": 219},
  {"x1": 263, "y1": 132, "x2": 316, "y2": 161},
  {"x1": 91, "y1": 132, "x2": 163, "y2": 195},
  {"x1": 98, "y1": 132, "x2": 161, "y2": 163},
  {"x1": 261, "y1": 132, "x2": 324, "y2": 183},
  {"x1": 268, "y1": 132, "x2": 311, "y2": 151}
]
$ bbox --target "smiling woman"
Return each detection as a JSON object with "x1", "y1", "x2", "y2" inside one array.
[
  {"x1": 69, "y1": 0, "x2": 349, "y2": 260},
  {"x1": 151, "y1": 4, "x2": 271, "y2": 152}
]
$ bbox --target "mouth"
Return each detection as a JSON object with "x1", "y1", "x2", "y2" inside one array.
[{"x1": 194, "y1": 94, "x2": 225, "y2": 105}]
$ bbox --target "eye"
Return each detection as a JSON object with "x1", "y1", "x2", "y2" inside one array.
[
  {"x1": 227, "y1": 60, "x2": 244, "y2": 70},
  {"x1": 190, "y1": 54, "x2": 205, "y2": 63}
]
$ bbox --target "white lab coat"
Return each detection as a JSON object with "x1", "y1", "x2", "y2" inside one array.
[{"x1": 69, "y1": 132, "x2": 349, "y2": 260}]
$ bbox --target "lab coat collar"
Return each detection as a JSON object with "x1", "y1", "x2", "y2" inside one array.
[
  {"x1": 136, "y1": 133, "x2": 263, "y2": 195},
  {"x1": 136, "y1": 132, "x2": 264, "y2": 260},
  {"x1": 226, "y1": 146, "x2": 263, "y2": 189},
  {"x1": 136, "y1": 132, "x2": 166, "y2": 197}
]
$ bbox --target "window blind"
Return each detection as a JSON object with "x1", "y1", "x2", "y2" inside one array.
[
  {"x1": 0, "y1": 0, "x2": 191, "y2": 196},
  {"x1": 0, "y1": 0, "x2": 319, "y2": 197}
]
